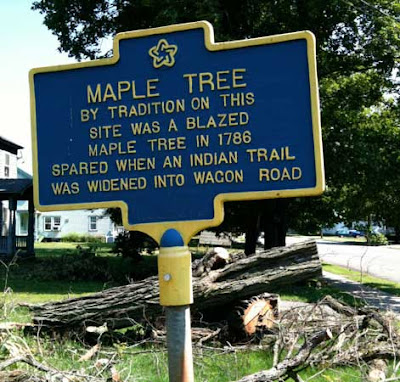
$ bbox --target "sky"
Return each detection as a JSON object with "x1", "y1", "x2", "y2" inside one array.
[{"x1": 0, "y1": 1, "x2": 77, "y2": 174}]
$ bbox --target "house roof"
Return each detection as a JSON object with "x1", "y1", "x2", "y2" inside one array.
[
  {"x1": 0, "y1": 179, "x2": 33, "y2": 199},
  {"x1": 17, "y1": 168, "x2": 32, "y2": 179},
  {"x1": 0, "y1": 136, "x2": 23, "y2": 155}
]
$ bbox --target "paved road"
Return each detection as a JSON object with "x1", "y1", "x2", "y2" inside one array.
[{"x1": 286, "y1": 237, "x2": 400, "y2": 283}]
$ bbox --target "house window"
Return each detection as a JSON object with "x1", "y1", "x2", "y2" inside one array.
[
  {"x1": 89, "y1": 216, "x2": 97, "y2": 231},
  {"x1": 44, "y1": 216, "x2": 61, "y2": 231},
  {"x1": 4, "y1": 154, "x2": 10, "y2": 178},
  {"x1": 19, "y1": 213, "x2": 28, "y2": 235}
]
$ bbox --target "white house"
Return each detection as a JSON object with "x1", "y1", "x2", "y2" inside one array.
[
  {"x1": 35, "y1": 209, "x2": 122, "y2": 242},
  {"x1": 0, "y1": 136, "x2": 121, "y2": 247},
  {"x1": 0, "y1": 139, "x2": 18, "y2": 179}
]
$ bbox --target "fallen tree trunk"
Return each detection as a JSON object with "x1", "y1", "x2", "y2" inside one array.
[{"x1": 29, "y1": 240, "x2": 321, "y2": 331}]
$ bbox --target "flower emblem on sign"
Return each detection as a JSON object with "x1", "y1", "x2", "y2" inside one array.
[{"x1": 149, "y1": 39, "x2": 178, "y2": 68}]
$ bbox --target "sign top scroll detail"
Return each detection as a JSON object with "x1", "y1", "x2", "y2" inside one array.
[{"x1": 30, "y1": 21, "x2": 325, "y2": 244}]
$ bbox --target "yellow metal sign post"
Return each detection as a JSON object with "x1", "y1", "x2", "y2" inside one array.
[{"x1": 159, "y1": 229, "x2": 194, "y2": 382}]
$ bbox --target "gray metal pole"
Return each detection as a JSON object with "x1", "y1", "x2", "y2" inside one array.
[{"x1": 165, "y1": 306, "x2": 194, "y2": 382}]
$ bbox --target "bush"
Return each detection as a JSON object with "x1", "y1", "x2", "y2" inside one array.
[
  {"x1": 20, "y1": 246, "x2": 112, "y2": 282},
  {"x1": 368, "y1": 233, "x2": 388, "y2": 246},
  {"x1": 61, "y1": 233, "x2": 103, "y2": 243},
  {"x1": 85, "y1": 235, "x2": 104, "y2": 243},
  {"x1": 113, "y1": 231, "x2": 157, "y2": 261},
  {"x1": 57, "y1": 251, "x2": 111, "y2": 281},
  {"x1": 12, "y1": 244, "x2": 157, "y2": 284}
]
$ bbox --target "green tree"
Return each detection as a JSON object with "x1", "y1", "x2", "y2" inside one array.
[
  {"x1": 32, "y1": 0, "x2": 400, "y2": 249},
  {"x1": 340, "y1": 102, "x2": 400, "y2": 240},
  {"x1": 105, "y1": 208, "x2": 157, "y2": 259},
  {"x1": 380, "y1": 106, "x2": 400, "y2": 241}
]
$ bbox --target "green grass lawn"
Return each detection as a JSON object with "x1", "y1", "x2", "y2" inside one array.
[
  {"x1": 1, "y1": 279, "x2": 105, "y2": 303},
  {"x1": 34, "y1": 241, "x2": 115, "y2": 256},
  {"x1": 323, "y1": 263, "x2": 400, "y2": 297},
  {"x1": 114, "y1": 348, "x2": 362, "y2": 382}
]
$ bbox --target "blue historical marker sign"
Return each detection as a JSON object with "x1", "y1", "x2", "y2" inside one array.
[{"x1": 30, "y1": 21, "x2": 324, "y2": 243}]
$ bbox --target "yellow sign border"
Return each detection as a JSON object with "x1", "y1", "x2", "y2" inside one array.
[{"x1": 30, "y1": 21, "x2": 325, "y2": 245}]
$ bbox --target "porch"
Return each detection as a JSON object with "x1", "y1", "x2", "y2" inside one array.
[
  {"x1": 0, "y1": 235, "x2": 28, "y2": 252},
  {"x1": 0, "y1": 179, "x2": 34, "y2": 257}
]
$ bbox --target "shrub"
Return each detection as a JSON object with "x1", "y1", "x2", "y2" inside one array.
[
  {"x1": 368, "y1": 233, "x2": 388, "y2": 246},
  {"x1": 61, "y1": 233, "x2": 103, "y2": 243},
  {"x1": 21, "y1": 247, "x2": 112, "y2": 282},
  {"x1": 113, "y1": 231, "x2": 157, "y2": 261},
  {"x1": 57, "y1": 251, "x2": 111, "y2": 281},
  {"x1": 85, "y1": 235, "x2": 104, "y2": 243},
  {"x1": 61, "y1": 233, "x2": 81, "y2": 242}
]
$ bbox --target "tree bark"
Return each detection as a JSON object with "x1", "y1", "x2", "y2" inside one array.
[
  {"x1": 262, "y1": 199, "x2": 288, "y2": 250},
  {"x1": 244, "y1": 199, "x2": 289, "y2": 255},
  {"x1": 244, "y1": 209, "x2": 261, "y2": 255},
  {"x1": 394, "y1": 225, "x2": 400, "y2": 244},
  {"x1": 29, "y1": 240, "x2": 321, "y2": 331}
]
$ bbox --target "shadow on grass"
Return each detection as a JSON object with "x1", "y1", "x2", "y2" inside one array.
[
  {"x1": 364, "y1": 282, "x2": 400, "y2": 297},
  {"x1": 276, "y1": 281, "x2": 363, "y2": 307},
  {"x1": 3, "y1": 278, "x2": 105, "y2": 296},
  {"x1": 33, "y1": 247, "x2": 77, "y2": 258},
  {"x1": 324, "y1": 263, "x2": 400, "y2": 298}
]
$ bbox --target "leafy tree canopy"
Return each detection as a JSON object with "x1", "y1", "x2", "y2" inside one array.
[{"x1": 32, "y1": 0, "x2": 400, "y2": 241}]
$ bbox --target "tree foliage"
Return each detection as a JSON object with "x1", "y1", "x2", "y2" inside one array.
[
  {"x1": 32, "y1": 0, "x2": 400, "y2": 242},
  {"x1": 105, "y1": 208, "x2": 157, "y2": 258}
]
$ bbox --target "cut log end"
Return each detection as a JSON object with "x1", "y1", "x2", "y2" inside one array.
[{"x1": 229, "y1": 293, "x2": 279, "y2": 338}]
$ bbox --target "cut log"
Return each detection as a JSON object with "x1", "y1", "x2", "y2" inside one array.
[
  {"x1": 192, "y1": 247, "x2": 233, "y2": 276},
  {"x1": 228, "y1": 293, "x2": 279, "y2": 339},
  {"x1": 29, "y1": 240, "x2": 321, "y2": 331},
  {"x1": 151, "y1": 326, "x2": 222, "y2": 344}
]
